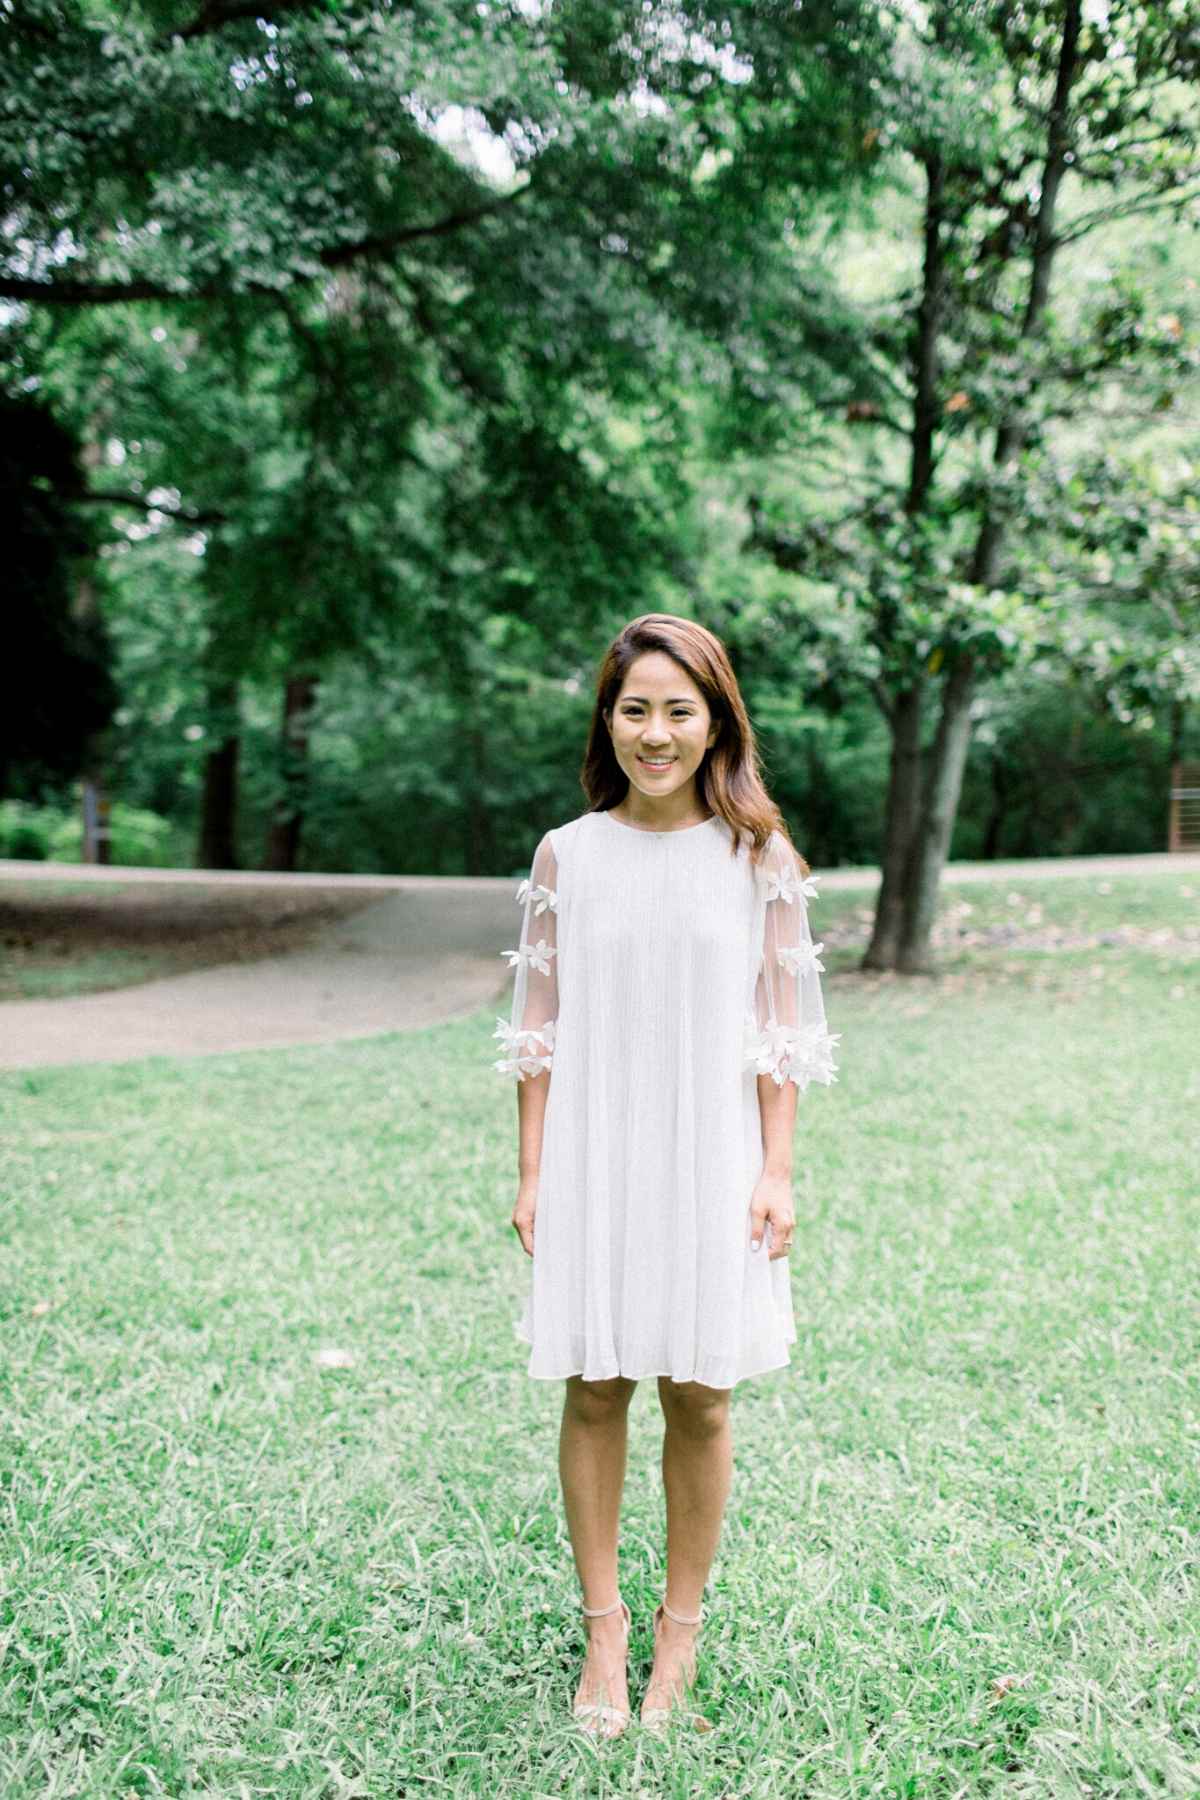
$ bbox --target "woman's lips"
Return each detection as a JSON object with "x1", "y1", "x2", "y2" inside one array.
[{"x1": 637, "y1": 756, "x2": 675, "y2": 769}]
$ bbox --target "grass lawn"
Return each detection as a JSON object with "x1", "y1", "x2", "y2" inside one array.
[{"x1": 1, "y1": 872, "x2": 1197, "y2": 1797}]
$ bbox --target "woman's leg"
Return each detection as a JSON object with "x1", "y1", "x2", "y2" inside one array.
[
  {"x1": 644, "y1": 1377, "x2": 733, "y2": 1714},
  {"x1": 560, "y1": 1375, "x2": 638, "y2": 1713}
]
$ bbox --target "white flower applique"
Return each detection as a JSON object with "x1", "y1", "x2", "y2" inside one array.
[
  {"x1": 515, "y1": 878, "x2": 558, "y2": 915},
  {"x1": 762, "y1": 861, "x2": 821, "y2": 906},
  {"x1": 492, "y1": 1017, "x2": 556, "y2": 1080},
  {"x1": 744, "y1": 1017, "x2": 841, "y2": 1089},
  {"x1": 777, "y1": 940, "x2": 826, "y2": 978},
  {"x1": 500, "y1": 938, "x2": 557, "y2": 976}
]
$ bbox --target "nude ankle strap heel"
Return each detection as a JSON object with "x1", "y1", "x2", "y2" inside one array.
[
  {"x1": 641, "y1": 1596, "x2": 706, "y2": 1733},
  {"x1": 659, "y1": 1598, "x2": 703, "y2": 1626},
  {"x1": 573, "y1": 1594, "x2": 632, "y2": 1738},
  {"x1": 581, "y1": 1595, "x2": 628, "y2": 1619}
]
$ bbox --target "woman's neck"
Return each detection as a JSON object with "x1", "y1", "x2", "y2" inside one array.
[{"x1": 610, "y1": 780, "x2": 713, "y2": 832}]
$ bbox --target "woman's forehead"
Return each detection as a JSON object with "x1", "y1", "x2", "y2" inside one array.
[{"x1": 615, "y1": 651, "x2": 705, "y2": 702}]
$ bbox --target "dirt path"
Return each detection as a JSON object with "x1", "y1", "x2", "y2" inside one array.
[
  {"x1": 5, "y1": 849, "x2": 1196, "y2": 891},
  {"x1": 0, "y1": 878, "x2": 383, "y2": 1002},
  {"x1": 0, "y1": 881, "x2": 514, "y2": 1072},
  {"x1": 1, "y1": 851, "x2": 1196, "y2": 1073}
]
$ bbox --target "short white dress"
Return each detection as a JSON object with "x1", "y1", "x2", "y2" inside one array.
[{"x1": 492, "y1": 808, "x2": 839, "y2": 1390}]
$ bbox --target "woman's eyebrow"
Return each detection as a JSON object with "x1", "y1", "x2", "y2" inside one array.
[{"x1": 620, "y1": 695, "x2": 697, "y2": 705}]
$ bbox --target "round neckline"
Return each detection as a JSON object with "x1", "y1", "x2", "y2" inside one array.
[{"x1": 600, "y1": 809, "x2": 720, "y2": 838}]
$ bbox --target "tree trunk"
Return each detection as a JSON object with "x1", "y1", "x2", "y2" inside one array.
[
  {"x1": 862, "y1": 147, "x2": 946, "y2": 971},
  {"x1": 981, "y1": 752, "x2": 1007, "y2": 860},
  {"x1": 971, "y1": 0, "x2": 1080, "y2": 595},
  {"x1": 78, "y1": 567, "x2": 111, "y2": 865},
  {"x1": 263, "y1": 673, "x2": 318, "y2": 871},
  {"x1": 897, "y1": 655, "x2": 976, "y2": 973},
  {"x1": 463, "y1": 717, "x2": 495, "y2": 876},
  {"x1": 906, "y1": 150, "x2": 945, "y2": 518},
  {"x1": 863, "y1": 684, "x2": 924, "y2": 969},
  {"x1": 881, "y1": 0, "x2": 1082, "y2": 970},
  {"x1": 196, "y1": 674, "x2": 241, "y2": 869},
  {"x1": 74, "y1": 444, "x2": 112, "y2": 865}
]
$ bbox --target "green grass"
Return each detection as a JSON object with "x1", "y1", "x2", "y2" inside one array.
[
  {"x1": 1, "y1": 887, "x2": 1198, "y2": 1796},
  {"x1": 813, "y1": 870, "x2": 1198, "y2": 973},
  {"x1": 927, "y1": 872, "x2": 1199, "y2": 942},
  {"x1": 6, "y1": 948, "x2": 184, "y2": 1000}
]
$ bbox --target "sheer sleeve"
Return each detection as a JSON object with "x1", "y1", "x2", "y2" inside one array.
[
  {"x1": 492, "y1": 831, "x2": 559, "y2": 1081},
  {"x1": 745, "y1": 831, "x2": 840, "y2": 1091}
]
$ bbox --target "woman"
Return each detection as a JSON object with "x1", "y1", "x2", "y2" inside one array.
[{"x1": 492, "y1": 613, "x2": 838, "y2": 1737}]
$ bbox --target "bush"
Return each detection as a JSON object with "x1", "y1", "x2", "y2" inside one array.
[
  {"x1": 0, "y1": 797, "x2": 189, "y2": 867},
  {"x1": 104, "y1": 805, "x2": 182, "y2": 867},
  {"x1": 0, "y1": 801, "x2": 52, "y2": 860}
]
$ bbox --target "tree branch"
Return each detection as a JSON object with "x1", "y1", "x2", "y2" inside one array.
[
  {"x1": 970, "y1": 0, "x2": 1082, "y2": 589},
  {"x1": 69, "y1": 487, "x2": 227, "y2": 525},
  {"x1": 867, "y1": 676, "x2": 896, "y2": 726},
  {"x1": 907, "y1": 149, "x2": 946, "y2": 517},
  {"x1": 0, "y1": 185, "x2": 533, "y2": 307},
  {"x1": 322, "y1": 186, "x2": 533, "y2": 265},
  {"x1": 1054, "y1": 182, "x2": 1200, "y2": 247}
]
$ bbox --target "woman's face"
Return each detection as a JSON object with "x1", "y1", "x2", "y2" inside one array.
[{"x1": 604, "y1": 651, "x2": 719, "y2": 805}]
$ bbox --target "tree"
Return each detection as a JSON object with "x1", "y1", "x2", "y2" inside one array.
[
  {"x1": 0, "y1": 394, "x2": 118, "y2": 796},
  {"x1": 2, "y1": 0, "x2": 889, "y2": 866},
  {"x1": 746, "y1": 0, "x2": 1200, "y2": 969}
]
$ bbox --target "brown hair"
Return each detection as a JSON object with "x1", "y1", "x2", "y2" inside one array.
[{"x1": 580, "y1": 612, "x2": 811, "y2": 874}]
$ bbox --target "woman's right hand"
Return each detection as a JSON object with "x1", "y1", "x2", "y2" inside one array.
[{"x1": 512, "y1": 1174, "x2": 539, "y2": 1257}]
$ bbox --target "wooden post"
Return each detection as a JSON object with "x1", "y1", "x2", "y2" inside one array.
[
  {"x1": 1169, "y1": 762, "x2": 1200, "y2": 853},
  {"x1": 82, "y1": 779, "x2": 112, "y2": 865}
]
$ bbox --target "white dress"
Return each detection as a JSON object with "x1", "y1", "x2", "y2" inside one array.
[{"x1": 492, "y1": 808, "x2": 839, "y2": 1390}]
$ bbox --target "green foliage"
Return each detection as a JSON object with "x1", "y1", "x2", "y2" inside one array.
[
  {"x1": 0, "y1": 803, "x2": 51, "y2": 861},
  {"x1": 718, "y1": 0, "x2": 1200, "y2": 961},
  {"x1": 953, "y1": 681, "x2": 1190, "y2": 859},
  {"x1": 0, "y1": 796, "x2": 189, "y2": 866},
  {"x1": 4, "y1": 0, "x2": 1196, "y2": 876}
]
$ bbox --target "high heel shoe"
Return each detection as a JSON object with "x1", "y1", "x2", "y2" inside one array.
[
  {"x1": 640, "y1": 1597, "x2": 705, "y2": 1734},
  {"x1": 573, "y1": 1595, "x2": 632, "y2": 1738}
]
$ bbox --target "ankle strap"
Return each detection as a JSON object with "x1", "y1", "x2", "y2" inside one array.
[
  {"x1": 581, "y1": 1595, "x2": 624, "y2": 1618},
  {"x1": 662, "y1": 1598, "x2": 703, "y2": 1625}
]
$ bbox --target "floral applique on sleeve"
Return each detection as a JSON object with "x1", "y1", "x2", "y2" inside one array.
[
  {"x1": 493, "y1": 831, "x2": 559, "y2": 1080},
  {"x1": 745, "y1": 832, "x2": 840, "y2": 1091}
]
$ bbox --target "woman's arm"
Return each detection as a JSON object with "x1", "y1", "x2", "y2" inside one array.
[
  {"x1": 757, "y1": 1072, "x2": 797, "y2": 1178},
  {"x1": 745, "y1": 832, "x2": 838, "y2": 1257},
  {"x1": 494, "y1": 830, "x2": 559, "y2": 1255},
  {"x1": 512, "y1": 1074, "x2": 549, "y2": 1256},
  {"x1": 750, "y1": 1074, "x2": 797, "y2": 1255}
]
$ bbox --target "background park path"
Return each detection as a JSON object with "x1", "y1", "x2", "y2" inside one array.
[{"x1": 1, "y1": 850, "x2": 1194, "y2": 1072}]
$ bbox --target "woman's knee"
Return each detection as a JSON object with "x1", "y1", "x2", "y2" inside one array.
[
  {"x1": 658, "y1": 1378, "x2": 731, "y2": 1436},
  {"x1": 564, "y1": 1373, "x2": 637, "y2": 1423}
]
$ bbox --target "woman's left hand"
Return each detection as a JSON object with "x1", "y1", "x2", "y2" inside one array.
[{"x1": 748, "y1": 1170, "x2": 795, "y2": 1260}]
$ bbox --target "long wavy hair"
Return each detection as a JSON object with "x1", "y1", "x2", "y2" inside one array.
[{"x1": 580, "y1": 612, "x2": 810, "y2": 874}]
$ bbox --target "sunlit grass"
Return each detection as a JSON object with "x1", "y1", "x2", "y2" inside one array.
[
  {"x1": 814, "y1": 869, "x2": 1198, "y2": 976},
  {"x1": 930, "y1": 872, "x2": 1198, "y2": 941},
  {"x1": 2, "y1": 883, "x2": 1197, "y2": 1796}
]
